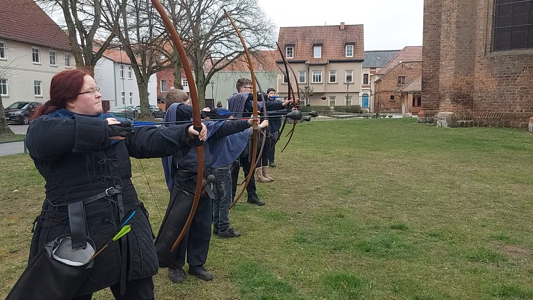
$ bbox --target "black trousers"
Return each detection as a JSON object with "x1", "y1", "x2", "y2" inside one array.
[
  {"x1": 231, "y1": 153, "x2": 257, "y2": 200},
  {"x1": 72, "y1": 277, "x2": 154, "y2": 300},
  {"x1": 171, "y1": 194, "x2": 212, "y2": 269}
]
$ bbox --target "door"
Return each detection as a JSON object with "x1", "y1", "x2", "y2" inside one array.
[{"x1": 362, "y1": 93, "x2": 369, "y2": 108}]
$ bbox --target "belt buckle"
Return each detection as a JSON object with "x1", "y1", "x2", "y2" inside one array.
[{"x1": 105, "y1": 187, "x2": 114, "y2": 196}]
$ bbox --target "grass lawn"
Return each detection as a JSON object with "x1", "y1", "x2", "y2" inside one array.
[
  {"x1": 0, "y1": 118, "x2": 532, "y2": 299},
  {"x1": 0, "y1": 134, "x2": 25, "y2": 143}
]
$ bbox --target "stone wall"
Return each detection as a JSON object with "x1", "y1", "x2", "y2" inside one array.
[{"x1": 422, "y1": 0, "x2": 533, "y2": 127}]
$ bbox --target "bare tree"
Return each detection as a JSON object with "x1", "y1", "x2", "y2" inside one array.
[
  {"x1": 0, "y1": 61, "x2": 23, "y2": 136},
  {"x1": 38, "y1": 0, "x2": 116, "y2": 75},
  {"x1": 100, "y1": 0, "x2": 175, "y2": 119},
  {"x1": 166, "y1": 0, "x2": 277, "y2": 107}
]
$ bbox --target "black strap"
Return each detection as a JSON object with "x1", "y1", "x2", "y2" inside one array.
[
  {"x1": 81, "y1": 186, "x2": 122, "y2": 205},
  {"x1": 68, "y1": 201, "x2": 86, "y2": 250}
]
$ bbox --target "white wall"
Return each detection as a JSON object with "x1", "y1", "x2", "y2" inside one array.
[
  {"x1": 0, "y1": 39, "x2": 72, "y2": 106},
  {"x1": 94, "y1": 58, "x2": 157, "y2": 108}
]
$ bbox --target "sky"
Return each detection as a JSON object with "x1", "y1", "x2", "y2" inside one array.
[{"x1": 256, "y1": 0, "x2": 424, "y2": 51}]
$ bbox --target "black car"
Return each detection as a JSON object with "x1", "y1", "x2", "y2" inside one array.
[
  {"x1": 135, "y1": 105, "x2": 165, "y2": 118},
  {"x1": 4, "y1": 101, "x2": 42, "y2": 125}
]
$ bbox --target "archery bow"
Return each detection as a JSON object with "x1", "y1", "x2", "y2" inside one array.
[
  {"x1": 224, "y1": 9, "x2": 259, "y2": 209},
  {"x1": 151, "y1": 0, "x2": 204, "y2": 252},
  {"x1": 280, "y1": 59, "x2": 302, "y2": 152},
  {"x1": 275, "y1": 42, "x2": 296, "y2": 146}
]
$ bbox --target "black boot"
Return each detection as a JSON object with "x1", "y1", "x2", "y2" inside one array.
[
  {"x1": 247, "y1": 193, "x2": 265, "y2": 206},
  {"x1": 188, "y1": 265, "x2": 213, "y2": 281},
  {"x1": 168, "y1": 268, "x2": 186, "y2": 283}
]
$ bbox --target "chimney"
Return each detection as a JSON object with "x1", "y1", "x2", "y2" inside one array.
[{"x1": 340, "y1": 22, "x2": 345, "y2": 30}]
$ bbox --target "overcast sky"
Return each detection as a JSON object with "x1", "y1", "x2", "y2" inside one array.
[{"x1": 256, "y1": 0, "x2": 424, "y2": 51}]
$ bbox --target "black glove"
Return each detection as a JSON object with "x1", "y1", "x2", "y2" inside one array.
[{"x1": 108, "y1": 120, "x2": 133, "y2": 138}]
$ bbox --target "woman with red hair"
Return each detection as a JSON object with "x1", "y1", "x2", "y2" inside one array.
[{"x1": 21, "y1": 69, "x2": 206, "y2": 300}]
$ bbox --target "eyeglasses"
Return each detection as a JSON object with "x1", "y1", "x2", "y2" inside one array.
[
  {"x1": 79, "y1": 86, "x2": 101, "y2": 95},
  {"x1": 243, "y1": 86, "x2": 253, "y2": 90}
]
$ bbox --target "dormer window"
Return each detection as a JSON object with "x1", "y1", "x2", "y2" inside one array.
[
  {"x1": 286, "y1": 46, "x2": 294, "y2": 58},
  {"x1": 313, "y1": 45, "x2": 322, "y2": 58},
  {"x1": 345, "y1": 44, "x2": 354, "y2": 57}
]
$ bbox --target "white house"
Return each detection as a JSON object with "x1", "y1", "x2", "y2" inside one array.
[
  {"x1": 0, "y1": 0, "x2": 72, "y2": 107},
  {"x1": 94, "y1": 48, "x2": 157, "y2": 108}
]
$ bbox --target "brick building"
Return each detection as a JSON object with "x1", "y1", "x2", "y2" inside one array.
[
  {"x1": 373, "y1": 46, "x2": 423, "y2": 114},
  {"x1": 422, "y1": 0, "x2": 533, "y2": 127}
]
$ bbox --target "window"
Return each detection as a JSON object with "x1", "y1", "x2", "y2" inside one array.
[
  {"x1": 0, "y1": 42, "x2": 6, "y2": 60},
  {"x1": 0, "y1": 79, "x2": 8, "y2": 96},
  {"x1": 34, "y1": 80, "x2": 42, "y2": 96},
  {"x1": 390, "y1": 95, "x2": 395, "y2": 101},
  {"x1": 120, "y1": 65, "x2": 124, "y2": 78},
  {"x1": 32, "y1": 47, "x2": 40, "y2": 63},
  {"x1": 397, "y1": 76, "x2": 406, "y2": 85},
  {"x1": 313, "y1": 45, "x2": 322, "y2": 58},
  {"x1": 363, "y1": 73, "x2": 369, "y2": 85},
  {"x1": 286, "y1": 46, "x2": 294, "y2": 58},
  {"x1": 182, "y1": 78, "x2": 188, "y2": 87},
  {"x1": 346, "y1": 95, "x2": 352, "y2": 106},
  {"x1": 129, "y1": 92, "x2": 133, "y2": 104},
  {"x1": 121, "y1": 91, "x2": 125, "y2": 104},
  {"x1": 345, "y1": 70, "x2": 353, "y2": 83},
  {"x1": 329, "y1": 96, "x2": 336, "y2": 107},
  {"x1": 312, "y1": 70, "x2": 322, "y2": 83},
  {"x1": 346, "y1": 45, "x2": 354, "y2": 57},
  {"x1": 282, "y1": 72, "x2": 291, "y2": 83},
  {"x1": 49, "y1": 51, "x2": 56, "y2": 65},
  {"x1": 493, "y1": 0, "x2": 533, "y2": 51},
  {"x1": 329, "y1": 71, "x2": 337, "y2": 83},
  {"x1": 64, "y1": 53, "x2": 71, "y2": 67},
  {"x1": 161, "y1": 80, "x2": 167, "y2": 92},
  {"x1": 298, "y1": 71, "x2": 306, "y2": 83},
  {"x1": 128, "y1": 66, "x2": 132, "y2": 79},
  {"x1": 300, "y1": 98, "x2": 307, "y2": 106}
]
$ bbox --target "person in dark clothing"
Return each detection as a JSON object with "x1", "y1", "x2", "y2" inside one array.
[
  {"x1": 266, "y1": 88, "x2": 283, "y2": 168},
  {"x1": 158, "y1": 91, "x2": 261, "y2": 283},
  {"x1": 228, "y1": 78, "x2": 294, "y2": 205},
  {"x1": 23, "y1": 69, "x2": 206, "y2": 300}
]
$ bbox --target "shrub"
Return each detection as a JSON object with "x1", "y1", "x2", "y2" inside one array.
[{"x1": 333, "y1": 105, "x2": 362, "y2": 114}]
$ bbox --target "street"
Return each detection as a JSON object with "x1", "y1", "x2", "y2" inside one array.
[{"x1": 0, "y1": 124, "x2": 29, "y2": 157}]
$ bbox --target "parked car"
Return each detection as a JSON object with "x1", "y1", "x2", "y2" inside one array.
[
  {"x1": 135, "y1": 105, "x2": 165, "y2": 118},
  {"x1": 4, "y1": 101, "x2": 42, "y2": 125},
  {"x1": 107, "y1": 106, "x2": 138, "y2": 120}
]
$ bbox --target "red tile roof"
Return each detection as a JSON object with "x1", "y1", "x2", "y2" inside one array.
[
  {"x1": 218, "y1": 50, "x2": 278, "y2": 72},
  {"x1": 0, "y1": 0, "x2": 70, "y2": 50},
  {"x1": 376, "y1": 46, "x2": 422, "y2": 75},
  {"x1": 277, "y1": 23, "x2": 364, "y2": 64},
  {"x1": 99, "y1": 47, "x2": 133, "y2": 64}
]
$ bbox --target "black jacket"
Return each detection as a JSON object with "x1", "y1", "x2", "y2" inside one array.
[{"x1": 25, "y1": 114, "x2": 194, "y2": 296}]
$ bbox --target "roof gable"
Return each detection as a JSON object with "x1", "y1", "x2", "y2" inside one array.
[
  {"x1": 376, "y1": 46, "x2": 423, "y2": 75},
  {"x1": 0, "y1": 0, "x2": 70, "y2": 50},
  {"x1": 277, "y1": 23, "x2": 364, "y2": 64}
]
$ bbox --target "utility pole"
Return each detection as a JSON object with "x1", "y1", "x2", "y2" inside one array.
[{"x1": 344, "y1": 81, "x2": 353, "y2": 105}]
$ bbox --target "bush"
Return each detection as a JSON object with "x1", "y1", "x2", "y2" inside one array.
[{"x1": 333, "y1": 105, "x2": 362, "y2": 114}]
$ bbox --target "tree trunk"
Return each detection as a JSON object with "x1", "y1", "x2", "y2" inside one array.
[
  {"x1": 195, "y1": 69, "x2": 207, "y2": 108},
  {"x1": 136, "y1": 81, "x2": 153, "y2": 121},
  {"x1": 0, "y1": 95, "x2": 14, "y2": 136}
]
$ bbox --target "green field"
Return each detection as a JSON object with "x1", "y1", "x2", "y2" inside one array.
[{"x1": 1, "y1": 118, "x2": 532, "y2": 299}]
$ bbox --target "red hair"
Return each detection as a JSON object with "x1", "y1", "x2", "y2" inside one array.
[{"x1": 32, "y1": 69, "x2": 89, "y2": 119}]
